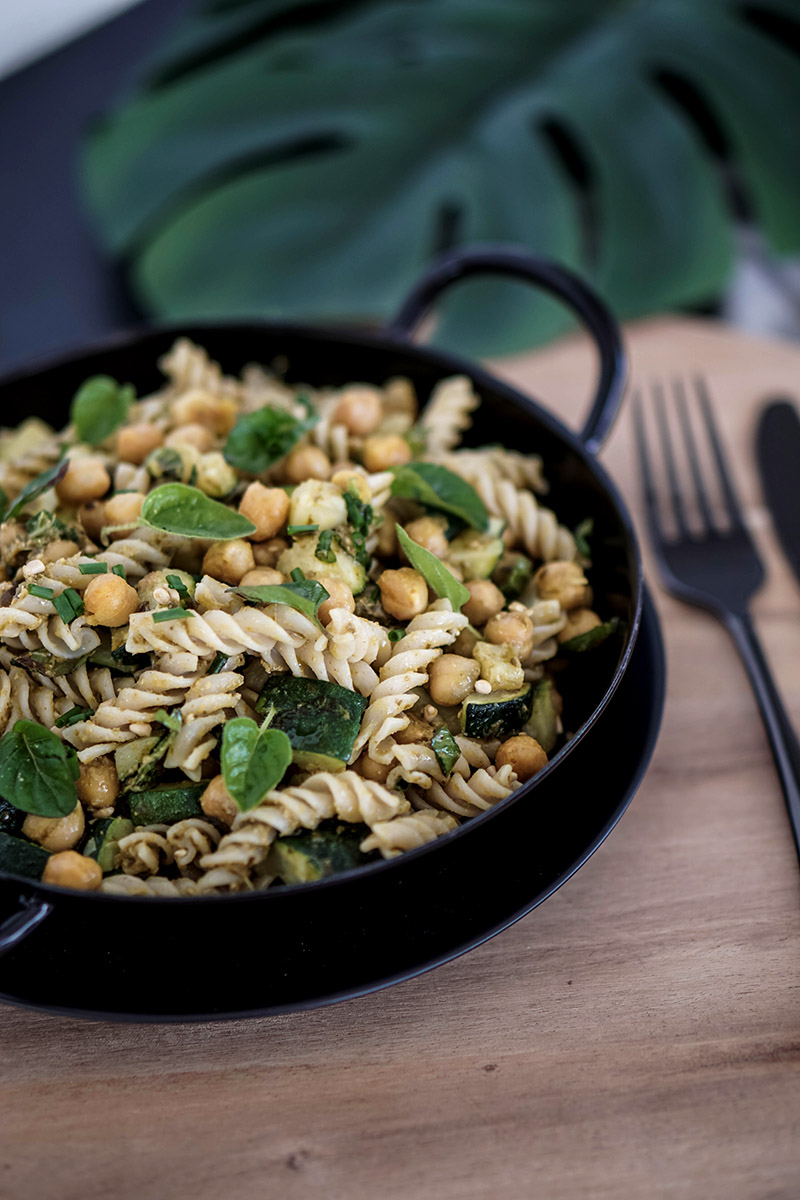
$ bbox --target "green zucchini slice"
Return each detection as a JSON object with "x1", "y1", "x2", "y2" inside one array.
[
  {"x1": 128, "y1": 784, "x2": 205, "y2": 827},
  {"x1": 256, "y1": 676, "x2": 368, "y2": 771},
  {"x1": 560, "y1": 617, "x2": 621, "y2": 653},
  {"x1": 523, "y1": 679, "x2": 559, "y2": 753},
  {"x1": 0, "y1": 831, "x2": 50, "y2": 880},
  {"x1": 83, "y1": 817, "x2": 135, "y2": 873},
  {"x1": 447, "y1": 519, "x2": 505, "y2": 581},
  {"x1": 460, "y1": 685, "x2": 533, "y2": 740},
  {"x1": 267, "y1": 824, "x2": 372, "y2": 884}
]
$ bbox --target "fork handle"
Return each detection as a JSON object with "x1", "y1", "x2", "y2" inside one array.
[{"x1": 724, "y1": 611, "x2": 800, "y2": 866}]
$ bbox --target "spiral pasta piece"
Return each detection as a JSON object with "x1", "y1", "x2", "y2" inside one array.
[
  {"x1": 166, "y1": 818, "x2": 222, "y2": 871},
  {"x1": 409, "y1": 763, "x2": 519, "y2": 820},
  {"x1": 359, "y1": 809, "x2": 459, "y2": 858},
  {"x1": 436, "y1": 447, "x2": 548, "y2": 494},
  {"x1": 418, "y1": 376, "x2": 479, "y2": 456},
  {"x1": 471, "y1": 476, "x2": 576, "y2": 562},
  {"x1": 164, "y1": 670, "x2": 242, "y2": 780},
  {"x1": 118, "y1": 825, "x2": 174, "y2": 876},
  {"x1": 100, "y1": 874, "x2": 207, "y2": 897}
]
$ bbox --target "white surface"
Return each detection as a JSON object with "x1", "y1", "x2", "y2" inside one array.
[{"x1": 0, "y1": 0, "x2": 143, "y2": 79}]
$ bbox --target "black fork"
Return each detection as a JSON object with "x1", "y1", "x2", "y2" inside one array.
[{"x1": 635, "y1": 376, "x2": 800, "y2": 868}]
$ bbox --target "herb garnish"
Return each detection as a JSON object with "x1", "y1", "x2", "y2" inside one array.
[
  {"x1": 70, "y1": 375, "x2": 134, "y2": 446},
  {"x1": 431, "y1": 727, "x2": 460, "y2": 776},
  {"x1": 231, "y1": 579, "x2": 330, "y2": 627},
  {"x1": 314, "y1": 529, "x2": 336, "y2": 563},
  {"x1": 54, "y1": 706, "x2": 94, "y2": 728},
  {"x1": 221, "y1": 714, "x2": 292, "y2": 812},
  {"x1": 0, "y1": 720, "x2": 79, "y2": 817},
  {"x1": 390, "y1": 462, "x2": 488, "y2": 532},
  {"x1": 53, "y1": 588, "x2": 84, "y2": 624},
  {"x1": 395, "y1": 524, "x2": 469, "y2": 611},
  {"x1": 223, "y1": 405, "x2": 318, "y2": 475},
  {"x1": 140, "y1": 483, "x2": 256, "y2": 540},
  {"x1": 1, "y1": 461, "x2": 69, "y2": 523}
]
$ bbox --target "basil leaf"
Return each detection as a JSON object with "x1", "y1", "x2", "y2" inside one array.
[
  {"x1": 395, "y1": 524, "x2": 470, "y2": 611},
  {"x1": 71, "y1": 375, "x2": 134, "y2": 446},
  {"x1": 390, "y1": 462, "x2": 489, "y2": 532},
  {"x1": 221, "y1": 717, "x2": 292, "y2": 812},
  {"x1": 0, "y1": 720, "x2": 79, "y2": 817},
  {"x1": 231, "y1": 579, "x2": 330, "y2": 627},
  {"x1": 2, "y1": 460, "x2": 68, "y2": 523},
  {"x1": 574, "y1": 517, "x2": 594, "y2": 558},
  {"x1": 224, "y1": 406, "x2": 318, "y2": 474},
  {"x1": 431, "y1": 727, "x2": 460, "y2": 776},
  {"x1": 140, "y1": 483, "x2": 256, "y2": 539}
]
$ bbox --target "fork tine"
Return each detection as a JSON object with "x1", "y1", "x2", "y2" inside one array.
[
  {"x1": 673, "y1": 378, "x2": 715, "y2": 532},
  {"x1": 633, "y1": 391, "x2": 667, "y2": 544},
  {"x1": 652, "y1": 381, "x2": 690, "y2": 537},
  {"x1": 694, "y1": 375, "x2": 746, "y2": 531}
]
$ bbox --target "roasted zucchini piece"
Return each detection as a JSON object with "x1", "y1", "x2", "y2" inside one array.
[
  {"x1": 277, "y1": 532, "x2": 367, "y2": 595},
  {"x1": 256, "y1": 676, "x2": 368, "y2": 771},
  {"x1": 460, "y1": 685, "x2": 533, "y2": 739},
  {"x1": 523, "y1": 679, "x2": 559, "y2": 753},
  {"x1": 83, "y1": 816, "x2": 135, "y2": 873},
  {"x1": 267, "y1": 823, "x2": 372, "y2": 884},
  {"x1": 447, "y1": 518, "x2": 505, "y2": 581},
  {"x1": 127, "y1": 784, "x2": 205, "y2": 826},
  {"x1": 492, "y1": 552, "x2": 533, "y2": 601},
  {"x1": 0, "y1": 830, "x2": 50, "y2": 880}
]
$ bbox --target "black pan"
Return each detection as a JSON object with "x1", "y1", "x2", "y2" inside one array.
[{"x1": 0, "y1": 245, "x2": 646, "y2": 1020}]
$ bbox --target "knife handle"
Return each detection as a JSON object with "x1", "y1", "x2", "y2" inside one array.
[{"x1": 724, "y1": 611, "x2": 800, "y2": 867}]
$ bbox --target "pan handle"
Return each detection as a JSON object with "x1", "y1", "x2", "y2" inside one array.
[
  {"x1": 386, "y1": 244, "x2": 626, "y2": 454},
  {"x1": 0, "y1": 895, "x2": 52, "y2": 958}
]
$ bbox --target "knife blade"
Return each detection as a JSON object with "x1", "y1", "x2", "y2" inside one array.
[{"x1": 756, "y1": 398, "x2": 800, "y2": 584}]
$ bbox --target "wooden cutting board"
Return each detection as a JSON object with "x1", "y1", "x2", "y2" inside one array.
[{"x1": 1, "y1": 317, "x2": 799, "y2": 1200}]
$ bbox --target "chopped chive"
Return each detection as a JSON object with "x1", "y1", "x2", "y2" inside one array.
[
  {"x1": 153, "y1": 607, "x2": 191, "y2": 622},
  {"x1": 387, "y1": 628, "x2": 406, "y2": 642},
  {"x1": 287, "y1": 523, "x2": 319, "y2": 536},
  {"x1": 28, "y1": 584, "x2": 54, "y2": 600},
  {"x1": 314, "y1": 529, "x2": 336, "y2": 563},
  {"x1": 54, "y1": 705, "x2": 93, "y2": 728},
  {"x1": 78, "y1": 562, "x2": 107, "y2": 575},
  {"x1": 290, "y1": 568, "x2": 305, "y2": 582},
  {"x1": 166, "y1": 573, "x2": 189, "y2": 600},
  {"x1": 53, "y1": 587, "x2": 84, "y2": 624},
  {"x1": 112, "y1": 564, "x2": 127, "y2": 580},
  {"x1": 207, "y1": 651, "x2": 228, "y2": 675}
]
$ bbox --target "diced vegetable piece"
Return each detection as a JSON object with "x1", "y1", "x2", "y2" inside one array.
[
  {"x1": 266, "y1": 824, "x2": 372, "y2": 884},
  {"x1": 278, "y1": 533, "x2": 367, "y2": 595},
  {"x1": 447, "y1": 525, "x2": 505, "y2": 581},
  {"x1": 0, "y1": 830, "x2": 50, "y2": 879},
  {"x1": 83, "y1": 816, "x2": 135, "y2": 873},
  {"x1": 128, "y1": 784, "x2": 205, "y2": 826},
  {"x1": 523, "y1": 679, "x2": 559, "y2": 753},
  {"x1": 289, "y1": 480, "x2": 347, "y2": 531},
  {"x1": 115, "y1": 733, "x2": 174, "y2": 791},
  {"x1": 256, "y1": 676, "x2": 367, "y2": 771},
  {"x1": 560, "y1": 617, "x2": 620, "y2": 653},
  {"x1": 473, "y1": 642, "x2": 524, "y2": 691},
  {"x1": 460, "y1": 685, "x2": 533, "y2": 739},
  {"x1": 492, "y1": 553, "x2": 533, "y2": 600}
]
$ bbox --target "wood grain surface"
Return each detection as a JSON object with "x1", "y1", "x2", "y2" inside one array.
[{"x1": 1, "y1": 317, "x2": 799, "y2": 1200}]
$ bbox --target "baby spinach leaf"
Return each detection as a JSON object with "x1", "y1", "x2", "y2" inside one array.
[
  {"x1": 71, "y1": 375, "x2": 135, "y2": 446},
  {"x1": 140, "y1": 483, "x2": 256, "y2": 539},
  {"x1": 573, "y1": 517, "x2": 594, "y2": 558},
  {"x1": 431, "y1": 727, "x2": 460, "y2": 776},
  {"x1": 221, "y1": 716, "x2": 292, "y2": 812},
  {"x1": 390, "y1": 462, "x2": 488, "y2": 532},
  {"x1": 0, "y1": 720, "x2": 79, "y2": 817},
  {"x1": 395, "y1": 524, "x2": 470, "y2": 611},
  {"x1": 231, "y1": 579, "x2": 330, "y2": 627},
  {"x1": 2, "y1": 460, "x2": 68, "y2": 523},
  {"x1": 223, "y1": 406, "x2": 317, "y2": 474}
]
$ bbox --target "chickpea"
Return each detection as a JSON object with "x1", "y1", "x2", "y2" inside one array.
[
  {"x1": 462, "y1": 579, "x2": 506, "y2": 627},
  {"x1": 42, "y1": 850, "x2": 102, "y2": 891},
  {"x1": 331, "y1": 469, "x2": 371, "y2": 503},
  {"x1": 333, "y1": 385, "x2": 383, "y2": 435},
  {"x1": 76, "y1": 757, "x2": 119, "y2": 816},
  {"x1": 356, "y1": 754, "x2": 392, "y2": 784},
  {"x1": 23, "y1": 802, "x2": 85, "y2": 852},
  {"x1": 284, "y1": 445, "x2": 331, "y2": 484},
  {"x1": 202, "y1": 538, "x2": 255, "y2": 585},
  {"x1": 451, "y1": 626, "x2": 481, "y2": 659},
  {"x1": 428, "y1": 654, "x2": 481, "y2": 707},
  {"x1": 362, "y1": 435, "x2": 411, "y2": 474},
  {"x1": 495, "y1": 734, "x2": 548, "y2": 782},
  {"x1": 78, "y1": 500, "x2": 106, "y2": 542},
  {"x1": 103, "y1": 492, "x2": 145, "y2": 538},
  {"x1": 116, "y1": 423, "x2": 163, "y2": 464},
  {"x1": 171, "y1": 392, "x2": 238, "y2": 435},
  {"x1": 253, "y1": 537, "x2": 289, "y2": 567},
  {"x1": 378, "y1": 567, "x2": 428, "y2": 622},
  {"x1": 83, "y1": 573, "x2": 140, "y2": 627},
  {"x1": 39, "y1": 539, "x2": 80, "y2": 565},
  {"x1": 402, "y1": 515, "x2": 449, "y2": 560},
  {"x1": 533, "y1": 561, "x2": 591, "y2": 610},
  {"x1": 201, "y1": 775, "x2": 238, "y2": 827},
  {"x1": 395, "y1": 714, "x2": 434, "y2": 746},
  {"x1": 164, "y1": 422, "x2": 215, "y2": 453},
  {"x1": 55, "y1": 457, "x2": 110, "y2": 506},
  {"x1": 484, "y1": 610, "x2": 535, "y2": 661},
  {"x1": 238, "y1": 483, "x2": 290, "y2": 542},
  {"x1": 558, "y1": 607, "x2": 602, "y2": 643},
  {"x1": 317, "y1": 576, "x2": 356, "y2": 625},
  {"x1": 240, "y1": 567, "x2": 284, "y2": 588}
]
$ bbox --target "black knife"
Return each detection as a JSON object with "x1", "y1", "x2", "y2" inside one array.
[{"x1": 756, "y1": 399, "x2": 800, "y2": 583}]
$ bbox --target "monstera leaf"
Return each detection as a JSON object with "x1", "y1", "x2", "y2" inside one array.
[{"x1": 83, "y1": 0, "x2": 800, "y2": 355}]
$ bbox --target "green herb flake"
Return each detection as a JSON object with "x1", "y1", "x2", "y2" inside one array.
[
  {"x1": 207, "y1": 651, "x2": 229, "y2": 675},
  {"x1": 231, "y1": 579, "x2": 330, "y2": 627},
  {"x1": 221, "y1": 716, "x2": 293, "y2": 812},
  {"x1": 431, "y1": 727, "x2": 461, "y2": 776},
  {"x1": 290, "y1": 568, "x2": 305, "y2": 582},
  {"x1": 152, "y1": 707, "x2": 183, "y2": 733},
  {"x1": 395, "y1": 524, "x2": 470, "y2": 611},
  {"x1": 140, "y1": 483, "x2": 256, "y2": 540},
  {"x1": 0, "y1": 719, "x2": 79, "y2": 817},
  {"x1": 223, "y1": 406, "x2": 318, "y2": 475},
  {"x1": 152, "y1": 607, "x2": 191, "y2": 622},
  {"x1": 166, "y1": 573, "x2": 189, "y2": 601},
  {"x1": 53, "y1": 588, "x2": 84, "y2": 624},
  {"x1": 54, "y1": 706, "x2": 94, "y2": 729},
  {"x1": 387, "y1": 628, "x2": 406, "y2": 642},
  {"x1": 343, "y1": 486, "x2": 373, "y2": 537},
  {"x1": 2, "y1": 460, "x2": 69, "y2": 524},
  {"x1": 390, "y1": 462, "x2": 489, "y2": 532},
  {"x1": 112, "y1": 564, "x2": 127, "y2": 580},
  {"x1": 287, "y1": 523, "x2": 319, "y2": 536},
  {"x1": 315, "y1": 529, "x2": 336, "y2": 564},
  {"x1": 70, "y1": 376, "x2": 135, "y2": 446},
  {"x1": 78, "y1": 562, "x2": 108, "y2": 575},
  {"x1": 27, "y1": 584, "x2": 54, "y2": 600}
]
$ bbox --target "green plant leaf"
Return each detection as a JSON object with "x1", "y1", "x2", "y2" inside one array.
[
  {"x1": 221, "y1": 716, "x2": 293, "y2": 812},
  {"x1": 431, "y1": 727, "x2": 460, "y2": 776},
  {"x1": 1, "y1": 461, "x2": 68, "y2": 523},
  {"x1": 390, "y1": 462, "x2": 488, "y2": 532},
  {"x1": 71, "y1": 376, "x2": 135, "y2": 446},
  {"x1": 231, "y1": 579, "x2": 330, "y2": 626},
  {"x1": 0, "y1": 720, "x2": 79, "y2": 817},
  {"x1": 82, "y1": 0, "x2": 800, "y2": 356},
  {"x1": 140, "y1": 482, "x2": 256, "y2": 539},
  {"x1": 224, "y1": 406, "x2": 317, "y2": 474},
  {"x1": 560, "y1": 616, "x2": 621, "y2": 653},
  {"x1": 395, "y1": 523, "x2": 469, "y2": 611}
]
